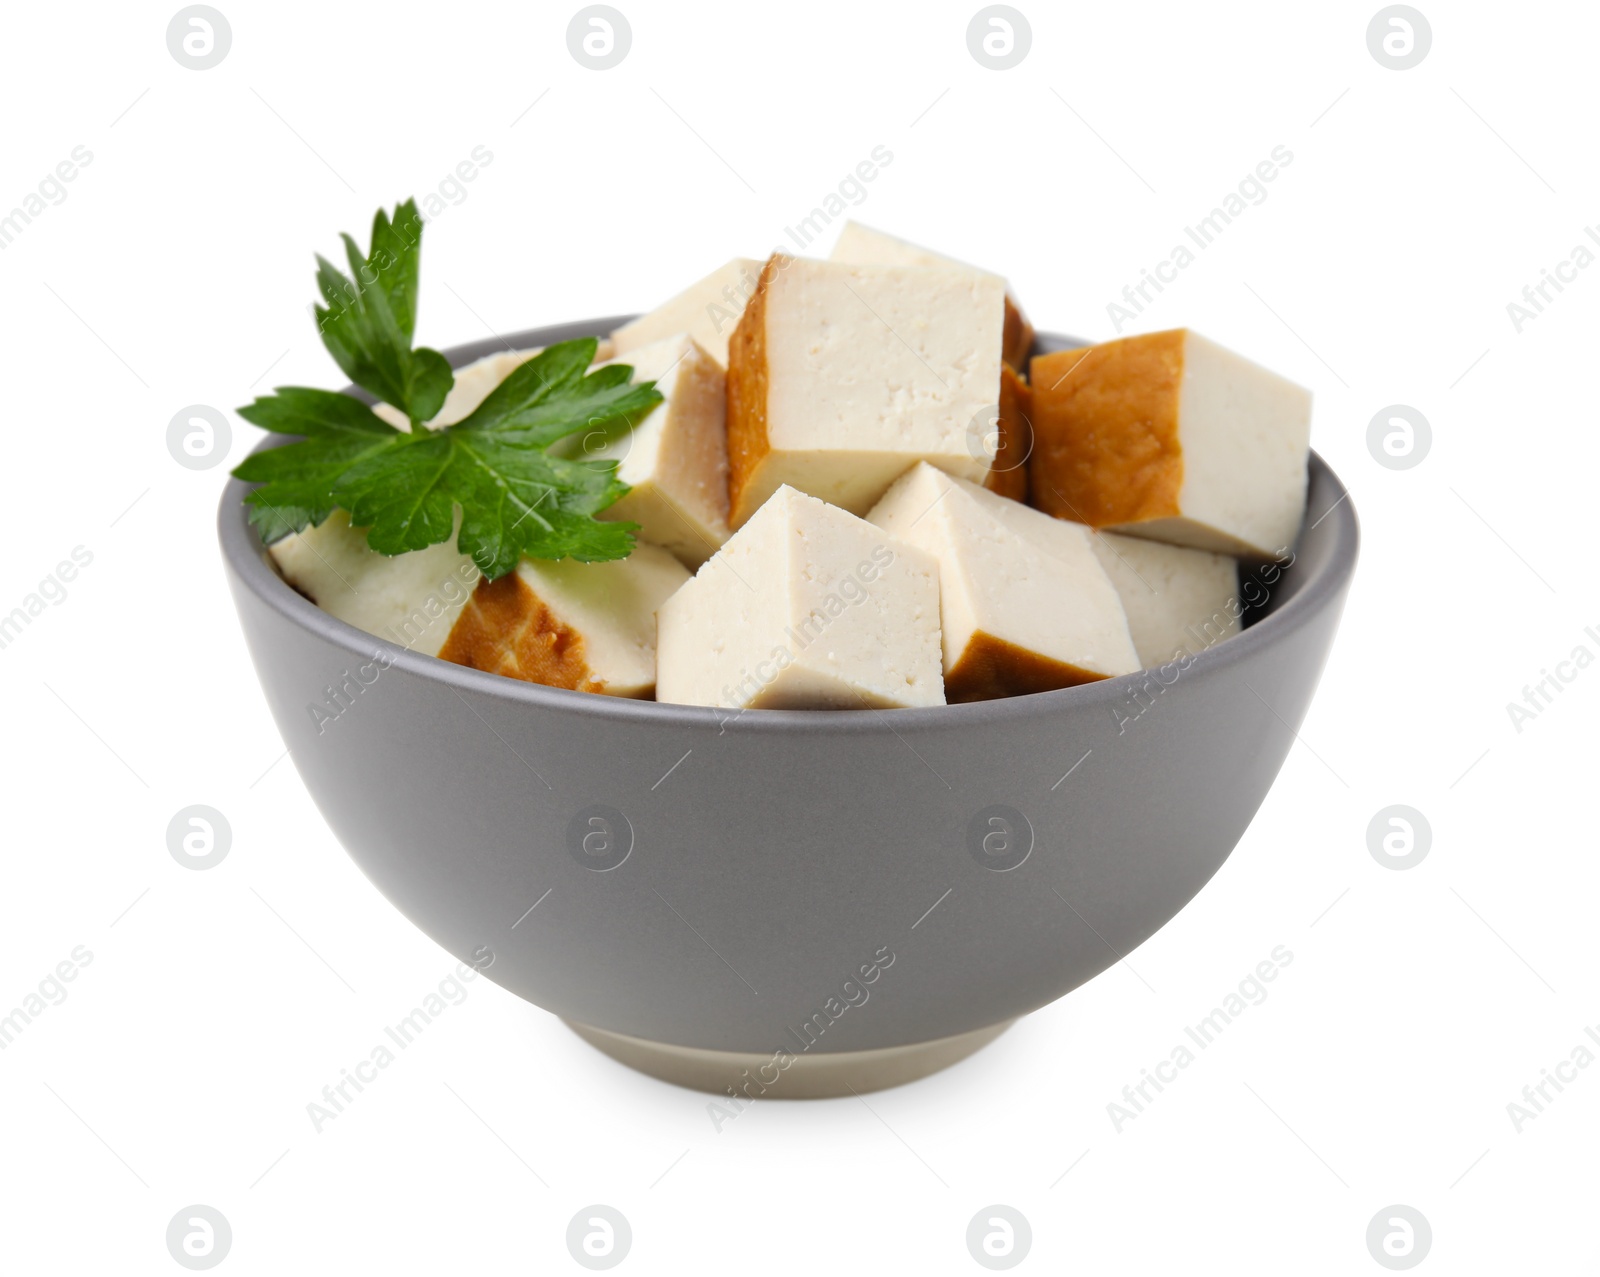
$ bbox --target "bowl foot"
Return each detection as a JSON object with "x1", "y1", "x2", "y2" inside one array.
[{"x1": 563, "y1": 1018, "x2": 1015, "y2": 1098}]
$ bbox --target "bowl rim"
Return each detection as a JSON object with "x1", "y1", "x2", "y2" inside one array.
[{"x1": 218, "y1": 321, "x2": 1360, "y2": 735}]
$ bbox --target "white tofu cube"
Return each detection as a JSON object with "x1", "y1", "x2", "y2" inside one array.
[
  {"x1": 726, "y1": 254, "x2": 1006, "y2": 527},
  {"x1": 610, "y1": 258, "x2": 763, "y2": 368},
  {"x1": 586, "y1": 334, "x2": 730, "y2": 569},
  {"x1": 656, "y1": 485, "x2": 944, "y2": 710},
  {"x1": 1087, "y1": 532, "x2": 1241, "y2": 667},
  {"x1": 1030, "y1": 329, "x2": 1311, "y2": 558},
  {"x1": 437, "y1": 544, "x2": 689, "y2": 697},
  {"x1": 829, "y1": 220, "x2": 1034, "y2": 369},
  {"x1": 867, "y1": 463, "x2": 1139, "y2": 701}
]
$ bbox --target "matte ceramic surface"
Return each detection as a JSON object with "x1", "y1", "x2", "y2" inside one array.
[
  {"x1": 220, "y1": 320, "x2": 1358, "y2": 1060},
  {"x1": 565, "y1": 1019, "x2": 1017, "y2": 1098}
]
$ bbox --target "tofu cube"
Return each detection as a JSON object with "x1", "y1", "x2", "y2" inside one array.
[
  {"x1": 725, "y1": 254, "x2": 1005, "y2": 527},
  {"x1": 1029, "y1": 329, "x2": 1311, "y2": 559},
  {"x1": 611, "y1": 258, "x2": 763, "y2": 368},
  {"x1": 587, "y1": 334, "x2": 730, "y2": 569},
  {"x1": 273, "y1": 340, "x2": 624, "y2": 657},
  {"x1": 656, "y1": 485, "x2": 944, "y2": 710},
  {"x1": 272, "y1": 516, "x2": 689, "y2": 696},
  {"x1": 982, "y1": 364, "x2": 1032, "y2": 503},
  {"x1": 438, "y1": 544, "x2": 689, "y2": 697},
  {"x1": 272, "y1": 348, "x2": 548, "y2": 654},
  {"x1": 867, "y1": 463, "x2": 1139, "y2": 702},
  {"x1": 1087, "y1": 532, "x2": 1241, "y2": 668},
  {"x1": 270, "y1": 510, "x2": 481, "y2": 657},
  {"x1": 271, "y1": 340, "x2": 688, "y2": 697},
  {"x1": 829, "y1": 220, "x2": 1035, "y2": 370}
]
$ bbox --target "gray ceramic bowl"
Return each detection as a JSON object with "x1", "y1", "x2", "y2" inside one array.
[{"x1": 220, "y1": 320, "x2": 1358, "y2": 1096}]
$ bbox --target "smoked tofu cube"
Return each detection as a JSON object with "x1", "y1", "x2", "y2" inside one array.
[
  {"x1": 725, "y1": 254, "x2": 1005, "y2": 528},
  {"x1": 273, "y1": 342, "x2": 616, "y2": 654},
  {"x1": 867, "y1": 463, "x2": 1138, "y2": 702},
  {"x1": 829, "y1": 220, "x2": 1034, "y2": 370},
  {"x1": 271, "y1": 340, "x2": 687, "y2": 698},
  {"x1": 977, "y1": 479, "x2": 1242, "y2": 667},
  {"x1": 272, "y1": 348, "x2": 549, "y2": 653},
  {"x1": 983, "y1": 364, "x2": 1032, "y2": 503},
  {"x1": 270, "y1": 511, "x2": 482, "y2": 657},
  {"x1": 438, "y1": 544, "x2": 689, "y2": 697},
  {"x1": 1087, "y1": 532, "x2": 1241, "y2": 667},
  {"x1": 271, "y1": 518, "x2": 689, "y2": 696},
  {"x1": 610, "y1": 258, "x2": 763, "y2": 368},
  {"x1": 655, "y1": 485, "x2": 944, "y2": 710},
  {"x1": 587, "y1": 334, "x2": 730, "y2": 569},
  {"x1": 1029, "y1": 329, "x2": 1311, "y2": 559}
]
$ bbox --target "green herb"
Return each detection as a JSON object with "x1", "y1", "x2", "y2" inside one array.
[
  {"x1": 232, "y1": 201, "x2": 660, "y2": 577},
  {"x1": 312, "y1": 201, "x2": 452, "y2": 429}
]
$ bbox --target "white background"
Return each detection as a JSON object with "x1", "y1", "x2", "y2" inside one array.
[{"x1": 2, "y1": 0, "x2": 1596, "y2": 1271}]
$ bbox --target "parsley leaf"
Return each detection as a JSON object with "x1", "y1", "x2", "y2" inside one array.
[
  {"x1": 236, "y1": 338, "x2": 661, "y2": 578},
  {"x1": 314, "y1": 200, "x2": 452, "y2": 426},
  {"x1": 232, "y1": 388, "x2": 398, "y2": 540},
  {"x1": 233, "y1": 204, "x2": 663, "y2": 577},
  {"x1": 334, "y1": 339, "x2": 659, "y2": 577}
]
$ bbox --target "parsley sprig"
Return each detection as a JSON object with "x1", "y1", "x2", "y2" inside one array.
[{"x1": 232, "y1": 201, "x2": 660, "y2": 578}]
